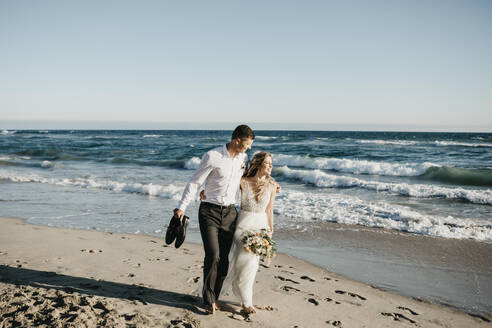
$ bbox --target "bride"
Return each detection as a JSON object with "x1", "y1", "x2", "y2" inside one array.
[{"x1": 226, "y1": 151, "x2": 278, "y2": 314}]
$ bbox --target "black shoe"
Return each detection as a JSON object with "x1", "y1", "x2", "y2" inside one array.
[
  {"x1": 165, "y1": 216, "x2": 181, "y2": 245},
  {"x1": 175, "y1": 215, "x2": 189, "y2": 248}
]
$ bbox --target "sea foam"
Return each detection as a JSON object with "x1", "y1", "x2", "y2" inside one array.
[
  {"x1": 184, "y1": 157, "x2": 201, "y2": 170},
  {"x1": 275, "y1": 191, "x2": 492, "y2": 241},
  {"x1": 255, "y1": 136, "x2": 279, "y2": 140},
  {"x1": 356, "y1": 139, "x2": 418, "y2": 146},
  {"x1": 1, "y1": 129, "x2": 16, "y2": 135},
  {"x1": 272, "y1": 154, "x2": 437, "y2": 176},
  {"x1": 275, "y1": 166, "x2": 492, "y2": 205},
  {"x1": 41, "y1": 161, "x2": 54, "y2": 168},
  {"x1": 0, "y1": 171, "x2": 184, "y2": 200},
  {"x1": 434, "y1": 141, "x2": 492, "y2": 148}
]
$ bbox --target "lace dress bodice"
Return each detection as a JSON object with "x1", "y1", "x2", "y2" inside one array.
[{"x1": 240, "y1": 180, "x2": 271, "y2": 213}]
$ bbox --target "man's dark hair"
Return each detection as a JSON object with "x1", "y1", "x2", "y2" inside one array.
[{"x1": 231, "y1": 125, "x2": 255, "y2": 140}]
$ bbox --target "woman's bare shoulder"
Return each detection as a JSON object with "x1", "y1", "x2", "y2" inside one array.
[
  {"x1": 269, "y1": 177, "x2": 280, "y2": 193},
  {"x1": 240, "y1": 176, "x2": 251, "y2": 186}
]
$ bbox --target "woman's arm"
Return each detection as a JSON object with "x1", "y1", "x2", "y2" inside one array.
[{"x1": 265, "y1": 185, "x2": 277, "y2": 234}]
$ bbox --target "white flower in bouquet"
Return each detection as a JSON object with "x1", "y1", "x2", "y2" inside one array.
[{"x1": 240, "y1": 229, "x2": 276, "y2": 263}]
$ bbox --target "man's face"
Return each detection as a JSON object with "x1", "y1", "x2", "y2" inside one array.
[{"x1": 237, "y1": 137, "x2": 253, "y2": 153}]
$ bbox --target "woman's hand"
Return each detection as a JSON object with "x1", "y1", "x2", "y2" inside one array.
[{"x1": 199, "y1": 190, "x2": 206, "y2": 201}]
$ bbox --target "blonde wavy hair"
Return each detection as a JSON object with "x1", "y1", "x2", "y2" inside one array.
[{"x1": 244, "y1": 152, "x2": 276, "y2": 201}]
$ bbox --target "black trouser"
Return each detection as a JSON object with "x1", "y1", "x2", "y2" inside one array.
[{"x1": 198, "y1": 202, "x2": 237, "y2": 306}]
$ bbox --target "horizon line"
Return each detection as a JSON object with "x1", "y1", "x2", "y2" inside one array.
[{"x1": 1, "y1": 120, "x2": 491, "y2": 133}]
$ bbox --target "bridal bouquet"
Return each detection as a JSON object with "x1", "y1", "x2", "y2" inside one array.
[{"x1": 240, "y1": 229, "x2": 276, "y2": 262}]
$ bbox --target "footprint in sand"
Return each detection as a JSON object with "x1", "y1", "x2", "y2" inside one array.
[
  {"x1": 307, "y1": 298, "x2": 319, "y2": 306},
  {"x1": 148, "y1": 257, "x2": 169, "y2": 262},
  {"x1": 397, "y1": 306, "x2": 419, "y2": 315},
  {"x1": 335, "y1": 290, "x2": 366, "y2": 301},
  {"x1": 169, "y1": 316, "x2": 200, "y2": 327},
  {"x1": 381, "y1": 312, "x2": 417, "y2": 324},
  {"x1": 80, "y1": 249, "x2": 103, "y2": 253},
  {"x1": 300, "y1": 275, "x2": 315, "y2": 282},
  {"x1": 326, "y1": 320, "x2": 342, "y2": 327},
  {"x1": 187, "y1": 276, "x2": 200, "y2": 283},
  {"x1": 281, "y1": 285, "x2": 301, "y2": 293},
  {"x1": 348, "y1": 292, "x2": 366, "y2": 300},
  {"x1": 325, "y1": 298, "x2": 341, "y2": 305},
  {"x1": 122, "y1": 313, "x2": 136, "y2": 321},
  {"x1": 254, "y1": 305, "x2": 278, "y2": 311},
  {"x1": 228, "y1": 313, "x2": 247, "y2": 321},
  {"x1": 275, "y1": 276, "x2": 300, "y2": 284}
]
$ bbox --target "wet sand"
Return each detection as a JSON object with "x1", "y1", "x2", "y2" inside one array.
[
  {"x1": 274, "y1": 221, "x2": 492, "y2": 315},
  {"x1": 1, "y1": 217, "x2": 491, "y2": 327}
]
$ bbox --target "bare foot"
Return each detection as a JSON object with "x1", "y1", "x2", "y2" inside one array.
[
  {"x1": 242, "y1": 306, "x2": 256, "y2": 314},
  {"x1": 206, "y1": 302, "x2": 220, "y2": 315},
  {"x1": 205, "y1": 304, "x2": 215, "y2": 315}
]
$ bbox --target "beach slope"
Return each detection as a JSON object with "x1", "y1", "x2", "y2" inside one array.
[{"x1": 0, "y1": 217, "x2": 490, "y2": 327}]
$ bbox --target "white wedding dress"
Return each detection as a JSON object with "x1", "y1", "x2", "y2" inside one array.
[{"x1": 225, "y1": 181, "x2": 271, "y2": 307}]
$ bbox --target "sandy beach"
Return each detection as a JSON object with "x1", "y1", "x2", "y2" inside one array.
[{"x1": 0, "y1": 217, "x2": 490, "y2": 327}]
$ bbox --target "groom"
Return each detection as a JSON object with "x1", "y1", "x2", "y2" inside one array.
[{"x1": 173, "y1": 125, "x2": 254, "y2": 313}]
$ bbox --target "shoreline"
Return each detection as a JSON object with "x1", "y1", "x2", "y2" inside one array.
[
  {"x1": 184, "y1": 217, "x2": 492, "y2": 316},
  {"x1": 274, "y1": 220, "x2": 492, "y2": 315},
  {"x1": 1, "y1": 217, "x2": 491, "y2": 327},
  {"x1": 4, "y1": 215, "x2": 492, "y2": 315}
]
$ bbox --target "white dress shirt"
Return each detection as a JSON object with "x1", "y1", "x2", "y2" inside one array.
[{"x1": 177, "y1": 145, "x2": 248, "y2": 212}]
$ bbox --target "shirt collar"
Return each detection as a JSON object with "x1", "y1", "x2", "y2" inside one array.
[
  {"x1": 222, "y1": 144, "x2": 232, "y2": 158},
  {"x1": 223, "y1": 144, "x2": 243, "y2": 159}
]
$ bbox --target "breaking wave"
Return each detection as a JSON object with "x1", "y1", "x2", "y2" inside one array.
[
  {"x1": 275, "y1": 191, "x2": 492, "y2": 241},
  {"x1": 0, "y1": 171, "x2": 184, "y2": 200},
  {"x1": 272, "y1": 154, "x2": 437, "y2": 177},
  {"x1": 275, "y1": 166, "x2": 492, "y2": 205}
]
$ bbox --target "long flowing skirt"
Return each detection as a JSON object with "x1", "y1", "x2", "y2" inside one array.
[{"x1": 225, "y1": 210, "x2": 269, "y2": 307}]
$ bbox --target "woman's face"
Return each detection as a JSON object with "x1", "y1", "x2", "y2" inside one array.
[{"x1": 259, "y1": 156, "x2": 273, "y2": 176}]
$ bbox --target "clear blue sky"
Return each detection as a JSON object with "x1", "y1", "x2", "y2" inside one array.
[{"x1": 1, "y1": 0, "x2": 491, "y2": 131}]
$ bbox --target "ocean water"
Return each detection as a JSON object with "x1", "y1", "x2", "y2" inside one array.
[
  {"x1": 1, "y1": 129, "x2": 492, "y2": 313},
  {"x1": 1, "y1": 129, "x2": 491, "y2": 240}
]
